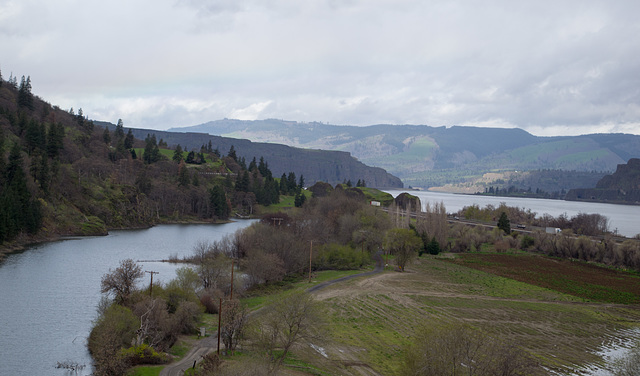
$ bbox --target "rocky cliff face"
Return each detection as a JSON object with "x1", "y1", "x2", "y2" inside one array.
[{"x1": 566, "y1": 159, "x2": 640, "y2": 205}]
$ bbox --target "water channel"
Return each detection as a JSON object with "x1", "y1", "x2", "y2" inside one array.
[{"x1": 0, "y1": 220, "x2": 256, "y2": 376}]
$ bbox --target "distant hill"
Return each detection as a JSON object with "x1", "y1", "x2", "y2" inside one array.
[
  {"x1": 97, "y1": 125, "x2": 403, "y2": 188},
  {"x1": 566, "y1": 158, "x2": 640, "y2": 205},
  {"x1": 170, "y1": 119, "x2": 640, "y2": 189}
]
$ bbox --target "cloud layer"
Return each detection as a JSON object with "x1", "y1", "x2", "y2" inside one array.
[{"x1": 2, "y1": 0, "x2": 639, "y2": 135}]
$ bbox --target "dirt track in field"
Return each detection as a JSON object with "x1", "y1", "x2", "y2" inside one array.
[{"x1": 301, "y1": 255, "x2": 640, "y2": 376}]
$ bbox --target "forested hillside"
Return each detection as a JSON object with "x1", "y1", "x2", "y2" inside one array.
[
  {"x1": 0, "y1": 75, "x2": 336, "y2": 252},
  {"x1": 100, "y1": 125, "x2": 402, "y2": 188},
  {"x1": 171, "y1": 119, "x2": 640, "y2": 189}
]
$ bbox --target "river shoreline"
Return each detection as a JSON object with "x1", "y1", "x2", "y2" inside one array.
[{"x1": 0, "y1": 218, "x2": 239, "y2": 262}]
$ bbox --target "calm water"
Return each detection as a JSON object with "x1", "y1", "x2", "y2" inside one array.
[
  {"x1": 0, "y1": 220, "x2": 255, "y2": 376},
  {"x1": 386, "y1": 190, "x2": 640, "y2": 238}
]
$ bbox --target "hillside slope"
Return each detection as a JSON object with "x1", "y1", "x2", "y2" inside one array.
[
  {"x1": 170, "y1": 119, "x2": 640, "y2": 188},
  {"x1": 112, "y1": 127, "x2": 402, "y2": 188},
  {"x1": 566, "y1": 158, "x2": 640, "y2": 205}
]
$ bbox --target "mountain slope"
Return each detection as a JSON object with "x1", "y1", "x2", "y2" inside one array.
[
  {"x1": 111, "y1": 127, "x2": 403, "y2": 188},
  {"x1": 170, "y1": 120, "x2": 640, "y2": 188}
]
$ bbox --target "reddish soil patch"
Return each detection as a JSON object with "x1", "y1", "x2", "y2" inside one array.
[{"x1": 447, "y1": 253, "x2": 640, "y2": 304}]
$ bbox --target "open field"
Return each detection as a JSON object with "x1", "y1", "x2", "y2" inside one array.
[{"x1": 290, "y1": 254, "x2": 640, "y2": 375}]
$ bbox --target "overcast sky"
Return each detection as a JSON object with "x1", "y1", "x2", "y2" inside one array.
[{"x1": 2, "y1": 0, "x2": 639, "y2": 136}]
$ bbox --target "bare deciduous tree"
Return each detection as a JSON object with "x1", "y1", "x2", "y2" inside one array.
[
  {"x1": 221, "y1": 299, "x2": 248, "y2": 354},
  {"x1": 251, "y1": 291, "x2": 323, "y2": 374},
  {"x1": 402, "y1": 323, "x2": 541, "y2": 376},
  {"x1": 100, "y1": 258, "x2": 143, "y2": 304}
]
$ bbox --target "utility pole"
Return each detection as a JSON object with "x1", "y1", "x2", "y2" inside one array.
[
  {"x1": 217, "y1": 298, "x2": 222, "y2": 355},
  {"x1": 145, "y1": 271, "x2": 159, "y2": 296},
  {"x1": 230, "y1": 259, "x2": 235, "y2": 300},
  {"x1": 308, "y1": 240, "x2": 313, "y2": 283}
]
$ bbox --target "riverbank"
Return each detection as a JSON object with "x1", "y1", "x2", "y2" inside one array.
[{"x1": 0, "y1": 217, "x2": 240, "y2": 262}]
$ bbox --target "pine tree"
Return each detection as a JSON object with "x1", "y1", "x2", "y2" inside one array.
[
  {"x1": 103, "y1": 127, "x2": 111, "y2": 145},
  {"x1": 46, "y1": 122, "x2": 65, "y2": 159},
  {"x1": 173, "y1": 144, "x2": 184, "y2": 163},
  {"x1": 497, "y1": 212, "x2": 511, "y2": 235},
  {"x1": 18, "y1": 76, "x2": 34, "y2": 110},
  {"x1": 279, "y1": 173, "x2": 288, "y2": 195},
  {"x1": 124, "y1": 129, "x2": 134, "y2": 149},
  {"x1": 227, "y1": 145, "x2": 237, "y2": 161},
  {"x1": 115, "y1": 119, "x2": 125, "y2": 140},
  {"x1": 143, "y1": 134, "x2": 160, "y2": 164},
  {"x1": 209, "y1": 185, "x2": 229, "y2": 219}
]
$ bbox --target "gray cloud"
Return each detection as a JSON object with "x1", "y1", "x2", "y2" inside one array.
[{"x1": 2, "y1": 0, "x2": 639, "y2": 136}]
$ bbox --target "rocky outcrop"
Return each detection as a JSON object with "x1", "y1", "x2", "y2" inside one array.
[{"x1": 565, "y1": 159, "x2": 640, "y2": 205}]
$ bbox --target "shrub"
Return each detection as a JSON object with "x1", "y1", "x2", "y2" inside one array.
[
  {"x1": 120, "y1": 344, "x2": 168, "y2": 365},
  {"x1": 520, "y1": 235, "x2": 535, "y2": 250},
  {"x1": 315, "y1": 243, "x2": 369, "y2": 270}
]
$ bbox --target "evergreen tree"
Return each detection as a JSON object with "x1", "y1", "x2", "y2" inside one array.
[
  {"x1": 103, "y1": 127, "x2": 111, "y2": 145},
  {"x1": 209, "y1": 185, "x2": 229, "y2": 219},
  {"x1": 46, "y1": 122, "x2": 64, "y2": 159},
  {"x1": 76, "y1": 108, "x2": 85, "y2": 127},
  {"x1": 497, "y1": 212, "x2": 511, "y2": 235},
  {"x1": 287, "y1": 172, "x2": 297, "y2": 194},
  {"x1": 426, "y1": 236, "x2": 440, "y2": 255},
  {"x1": 227, "y1": 145, "x2": 237, "y2": 161},
  {"x1": 115, "y1": 119, "x2": 125, "y2": 140},
  {"x1": 279, "y1": 173, "x2": 288, "y2": 194},
  {"x1": 1, "y1": 143, "x2": 42, "y2": 242},
  {"x1": 294, "y1": 191, "x2": 306, "y2": 207},
  {"x1": 124, "y1": 129, "x2": 134, "y2": 149},
  {"x1": 258, "y1": 156, "x2": 270, "y2": 177},
  {"x1": 18, "y1": 75, "x2": 34, "y2": 110},
  {"x1": 298, "y1": 174, "x2": 305, "y2": 189},
  {"x1": 142, "y1": 134, "x2": 160, "y2": 164},
  {"x1": 37, "y1": 152, "x2": 49, "y2": 194},
  {"x1": 185, "y1": 151, "x2": 195, "y2": 164},
  {"x1": 207, "y1": 140, "x2": 213, "y2": 153},
  {"x1": 248, "y1": 157, "x2": 257, "y2": 172},
  {"x1": 173, "y1": 144, "x2": 184, "y2": 163},
  {"x1": 235, "y1": 170, "x2": 250, "y2": 192}
]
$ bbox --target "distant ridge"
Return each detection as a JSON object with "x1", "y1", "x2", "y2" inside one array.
[{"x1": 170, "y1": 119, "x2": 640, "y2": 189}]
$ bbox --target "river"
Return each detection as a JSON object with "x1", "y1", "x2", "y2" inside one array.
[
  {"x1": 0, "y1": 220, "x2": 256, "y2": 376},
  {"x1": 385, "y1": 190, "x2": 640, "y2": 238}
]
